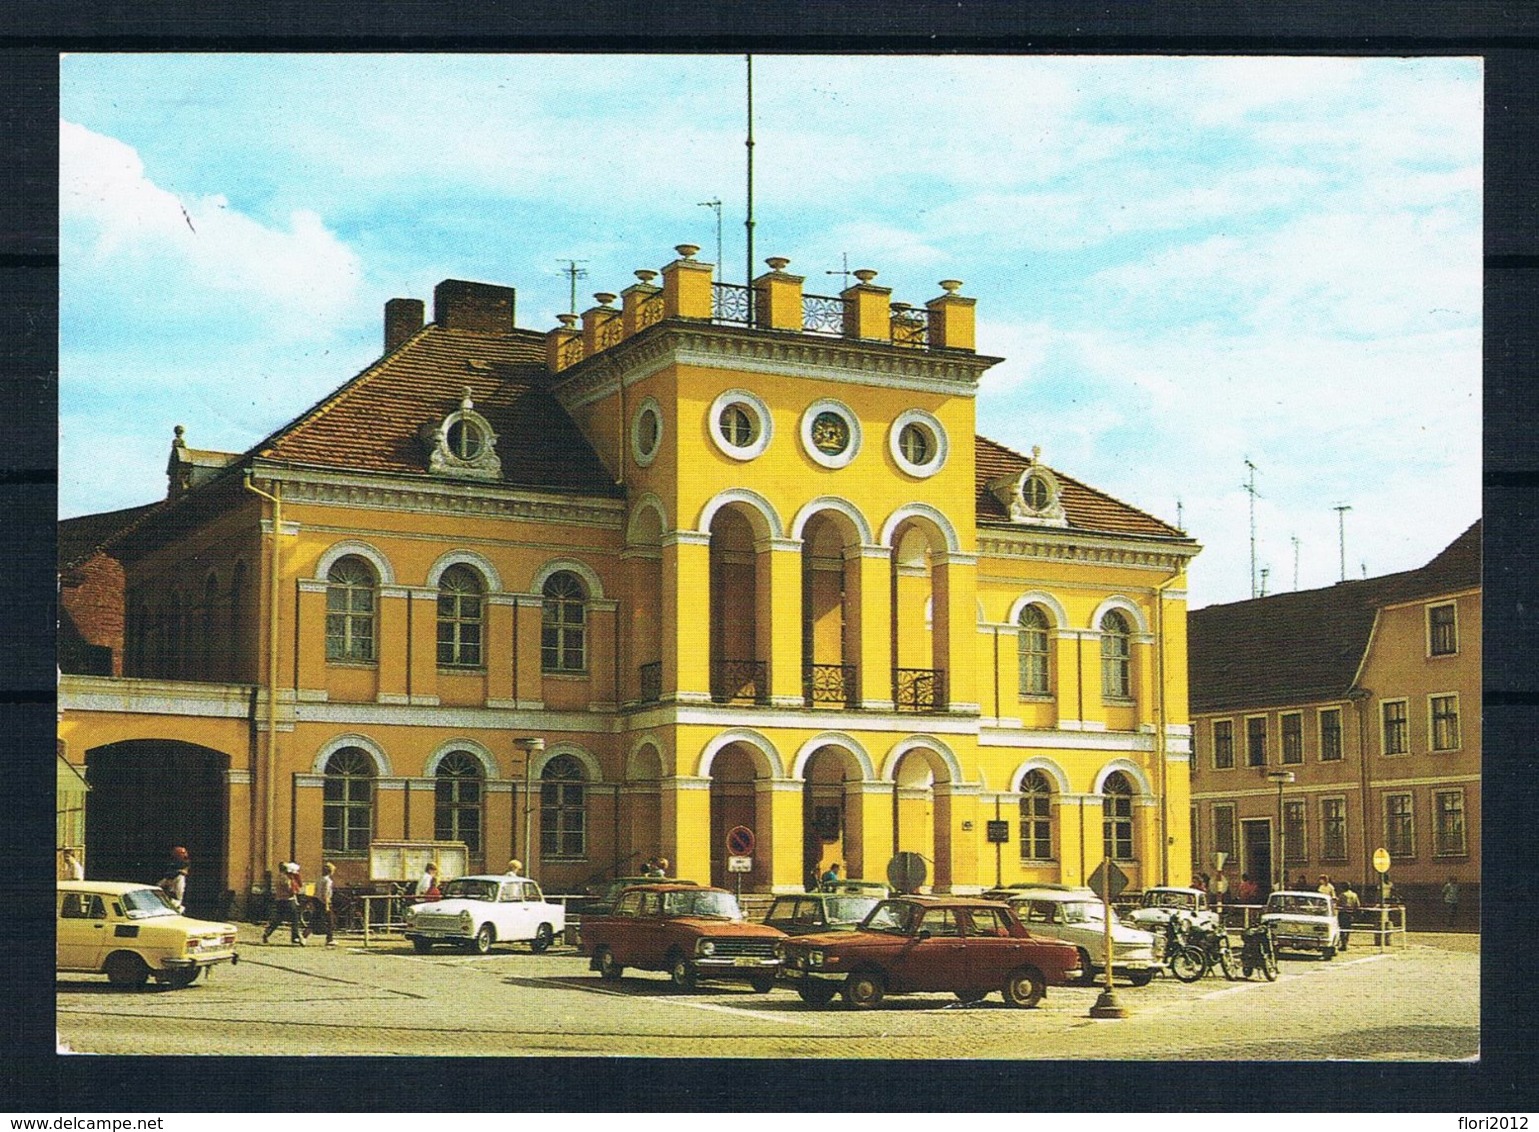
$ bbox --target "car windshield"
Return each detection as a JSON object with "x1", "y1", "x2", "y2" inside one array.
[
  {"x1": 825, "y1": 896, "x2": 882, "y2": 924},
  {"x1": 441, "y1": 879, "x2": 498, "y2": 901},
  {"x1": 1145, "y1": 891, "x2": 1194, "y2": 910},
  {"x1": 1269, "y1": 894, "x2": 1329, "y2": 915},
  {"x1": 662, "y1": 890, "x2": 742, "y2": 919},
  {"x1": 121, "y1": 887, "x2": 178, "y2": 919},
  {"x1": 862, "y1": 901, "x2": 919, "y2": 935},
  {"x1": 1060, "y1": 900, "x2": 1112, "y2": 925}
]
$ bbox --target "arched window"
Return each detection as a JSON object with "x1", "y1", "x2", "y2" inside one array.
[
  {"x1": 434, "y1": 751, "x2": 483, "y2": 852},
  {"x1": 1100, "y1": 609, "x2": 1131, "y2": 699},
  {"x1": 326, "y1": 556, "x2": 377, "y2": 662},
  {"x1": 322, "y1": 747, "x2": 375, "y2": 853},
  {"x1": 540, "y1": 754, "x2": 586, "y2": 859},
  {"x1": 436, "y1": 564, "x2": 484, "y2": 668},
  {"x1": 1019, "y1": 769, "x2": 1054, "y2": 861},
  {"x1": 1018, "y1": 605, "x2": 1050, "y2": 696},
  {"x1": 541, "y1": 571, "x2": 587, "y2": 673},
  {"x1": 1102, "y1": 771, "x2": 1135, "y2": 861}
]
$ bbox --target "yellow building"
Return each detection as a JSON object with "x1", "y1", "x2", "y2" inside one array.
[
  {"x1": 58, "y1": 245, "x2": 1198, "y2": 915},
  {"x1": 1188, "y1": 522, "x2": 1480, "y2": 927}
]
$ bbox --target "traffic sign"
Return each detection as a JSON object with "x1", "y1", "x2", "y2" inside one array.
[
  {"x1": 887, "y1": 851, "x2": 927, "y2": 894},
  {"x1": 727, "y1": 856, "x2": 753, "y2": 873},
  {"x1": 726, "y1": 826, "x2": 755, "y2": 857},
  {"x1": 1373, "y1": 847, "x2": 1391, "y2": 874},
  {"x1": 1087, "y1": 860, "x2": 1129, "y2": 901}
]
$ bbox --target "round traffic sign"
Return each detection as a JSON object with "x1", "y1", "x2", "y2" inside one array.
[
  {"x1": 887, "y1": 851, "x2": 927, "y2": 894},
  {"x1": 1373, "y1": 847, "x2": 1391, "y2": 874},
  {"x1": 726, "y1": 825, "x2": 755, "y2": 857}
]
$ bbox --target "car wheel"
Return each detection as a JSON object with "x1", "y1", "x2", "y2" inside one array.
[
  {"x1": 1127, "y1": 969, "x2": 1155, "y2": 988},
  {"x1": 1322, "y1": 946, "x2": 1336, "y2": 961},
  {"x1": 748, "y1": 973, "x2": 776, "y2": 994},
  {"x1": 797, "y1": 981, "x2": 837, "y2": 1006},
  {"x1": 531, "y1": 923, "x2": 554, "y2": 954},
  {"x1": 471, "y1": 924, "x2": 495, "y2": 955},
  {"x1": 596, "y1": 946, "x2": 623, "y2": 982},
  {"x1": 1002, "y1": 965, "x2": 1046, "y2": 1009},
  {"x1": 842, "y1": 969, "x2": 885, "y2": 1010},
  {"x1": 955, "y1": 988, "x2": 988, "y2": 1003},
  {"x1": 669, "y1": 953, "x2": 698, "y2": 991},
  {"x1": 104, "y1": 951, "x2": 149, "y2": 990},
  {"x1": 411, "y1": 938, "x2": 434, "y2": 954},
  {"x1": 160, "y1": 966, "x2": 200, "y2": 989}
]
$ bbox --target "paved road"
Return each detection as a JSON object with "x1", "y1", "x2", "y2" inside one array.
[{"x1": 56, "y1": 926, "x2": 1478, "y2": 1059}]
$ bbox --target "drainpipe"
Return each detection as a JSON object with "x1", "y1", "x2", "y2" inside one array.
[
  {"x1": 243, "y1": 472, "x2": 283, "y2": 891},
  {"x1": 1348, "y1": 687, "x2": 1374, "y2": 892},
  {"x1": 1153, "y1": 570, "x2": 1181, "y2": 887}
]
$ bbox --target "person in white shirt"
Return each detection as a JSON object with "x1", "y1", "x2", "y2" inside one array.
[{"x1": 416, "y1": 863, "x2": 440, "y2": 897}]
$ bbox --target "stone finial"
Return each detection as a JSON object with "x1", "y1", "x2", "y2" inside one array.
[
  {"x1": 675, "y1": 244, "x2": 700, "y2": 259},
  {"x1": 634, "y1": 269, "x2": 658, "y2": 284},
  {"x1": 462, "y1": 387, "x2": 474, "y2": 412},
  {"x1": 853, "y1": 268, "x2": 879, "y2": 284},
  {"x1": 556, "y1": 313, "x2": 579, "y2": 329},
  {"x1": 765, "y1": 256, "x2": 790, "y2": 272},
  {"x1": 939, "y1": 279, "x2": 963, "y2": 294},
  {"x1": 594, "y1": 293, "x2": 617, "y2": 308},
  {"x1": 173, "y1": 424, "x2": 186, "y2": 447},
  {"x1": 1031, "y1": 445, "x2": 1042, "y2": 463}
]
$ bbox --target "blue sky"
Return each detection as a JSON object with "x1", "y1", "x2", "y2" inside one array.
[{"x1": 59, "y1": 54, "x2": 1482, "y2": 608}]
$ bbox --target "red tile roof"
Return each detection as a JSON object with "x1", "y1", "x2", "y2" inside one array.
[
  {"x1": 974, "y1": 435, "x2": 1188, "y2": 539},
  {"x1": 1188, "y1": 520, "x2": 1481, "y2": 713}
]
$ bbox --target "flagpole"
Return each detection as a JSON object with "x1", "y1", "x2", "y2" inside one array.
[{"x1": 745, "y1": 53, "x2": 755, "y2": 323}]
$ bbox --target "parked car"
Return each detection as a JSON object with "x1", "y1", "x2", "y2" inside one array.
[
  {"x1": 57, "y1": 880, "x2": 239, "y2": 989},
  {"x1": 402, "y1": 875, "x2": 566, "y2": 954},
  {"x1": 581, "y1": 876, "x2": 700, "y2": 918},
  {"x1": 763, "y1": 890, "x2": 884, "y2": 935},
  {"x1": 1261, "y1": 890, "x2": 1341, "y2": 959},
  {"x1": 1128, "y1": 887, "x2": 1220, "y2": 933},
  {"x1": 984, "y1": 887, "x2": 1158, "y2": 986},
  {"x1": 818, "y1": 879, "x2": 891, "y2": 898},
  {"x1": 580, "y1": 883, "x2": 784, "y2": 992},
  {"x1": 776, "y1": 895, "x2": 1081, "y2": 1009}
]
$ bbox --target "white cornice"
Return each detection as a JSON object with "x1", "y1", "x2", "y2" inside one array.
[
  {"x1": 551, "y1": 324, "x2": 999, "y2": 412},
  {"x1": 249, "y1": 461, "x2": 625, "y2": 530},
  {"x1": 976, "y1": 528, "x2": 1198, "y2": 573},
  {"x1": 59, "y1": 675, "x2": 254, "y2": 718}
]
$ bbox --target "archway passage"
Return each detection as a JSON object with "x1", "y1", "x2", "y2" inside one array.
[
  {"x1": 801, "y1": 745, "x2": 865, "y2": 886},
  {"x1": 890, "y1": 745, "x2": 953, "y2": 891},
  {"x1": 84, "y1": 740, "x2": 231, "y2": 918}
]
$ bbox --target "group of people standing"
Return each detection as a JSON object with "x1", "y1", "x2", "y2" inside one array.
[{"x1": 262, "y1": 859, "x2": 337, "y2": 947}]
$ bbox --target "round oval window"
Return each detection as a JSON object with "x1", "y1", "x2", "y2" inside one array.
[
  {"x1": 1024, "y1": 474, "x2": 1051, "y2": 510},
  {"x1": 447, "y1": 419, "x2": 484, "y2": 459},
  {"x1": 720, "y1": 404, "x2": 757, "y2": 447},
  {"x1": 637, "y1": 406, "x2": 660, "y2": 457},
  {"x1": 899, "y1": 422, "x2": 933, "y2": 466}
]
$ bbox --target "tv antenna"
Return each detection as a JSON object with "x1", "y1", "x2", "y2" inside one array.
[
  {"x1": 557, "y1": 259, "x2": 589, "y2": 316},
  {"x1": 1260, "y1": 566, "x2": 1270, "y2": 597},
  {"x1": 697, "y1": 198, "x2": 723, "y2": 283},
  {"x1": 744, "y1": 54, "x2": 756, "y2": 313},
  {"x1": 1291, "y1": 535, "x2": 1301, "y2": 591},
  {"x1": 826, "y1": 252, "x2": 853, "y2": 290},
  {"x1": 1243, "y1": 458, "x2": 1262, "y2": 598},
  {"x1": 1334, "y1": 504, "x2": 1352, "y2": 583}
]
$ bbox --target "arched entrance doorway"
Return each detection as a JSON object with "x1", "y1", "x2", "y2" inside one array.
[
  {"x1": 888, "y1": 514, "x2": 952, "y2": 711},
  {"x1": 705, "y1": 734, "x2": 781, "y2": 890},
  {"x1": 888, "y1": 742, "x2": 955, "y2": 892},
  {"x1": 799, "y1": 742, "x2": 868, "y2": 885},
  {"x1": 84, "y1": 740, "x2": 231, "y2": 918}
]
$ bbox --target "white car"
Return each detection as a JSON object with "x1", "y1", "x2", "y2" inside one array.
[
  {"x1": 989, "y1": 887, "x2": 1159, "y2": 986},
  {"x1": 403, "y1": 875, "x2": 566, "y2": 955},
  {"x1": 1261, "y1": 890, "x2": 1341, "y2": 959},
  {"x1": 58, "y1": 880, "x2": 239, "y2": 989},
  {"x1": 1128, "y1": 886, "x2": 1220, "y2": 933}
]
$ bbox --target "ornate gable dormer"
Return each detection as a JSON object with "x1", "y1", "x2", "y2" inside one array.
[
  {"x1": 427, "y1": 388, "x2": 502, "y2": 480},
  {"x1": 988, "y1": 446, "x2": 1068, "y2": 527}
]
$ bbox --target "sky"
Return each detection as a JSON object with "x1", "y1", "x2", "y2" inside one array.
[{"x1": 58, "y1": 54, "x2": 1482, "y2": 609}]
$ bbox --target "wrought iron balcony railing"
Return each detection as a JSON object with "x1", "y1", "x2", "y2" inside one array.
[
  {"x1": 711, "y1": 659, "x2": 769, "y2": 705},
  {"x1": 803, "y1": 663, "x2": 858, "y2": 709},
  {"x1": 638, "y1": 661, "x2": 662, "y2": 704},
  {"x1": 893, "y1": 667, "x2": 946, "y2": 713}
]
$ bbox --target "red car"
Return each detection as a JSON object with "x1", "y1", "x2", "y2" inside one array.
[
  {"x1": 776, "y1": 896, "x2": 1081, "y2": 1009},
  {"x1": 580, "y1": 883, "x2": 784, "y2": 992}
]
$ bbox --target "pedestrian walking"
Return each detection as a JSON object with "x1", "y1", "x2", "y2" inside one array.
[
  {"x1": 505, "y1": 859, "x2": 523, "y2": 877},
  {"x1": 61, "y1": 847, "x2": 84, "y2": 881},
  {"x1": 263, "y1": 862, "x2": 305, "y2": 944},
  {"x1": 416, "y1": 862, "x2": 440, "y2": 898},
  {"x1": 821, "y1": 862, "x2": 842, "y2": 885},
  {"x1": 158, "y1": 846, "x2": 190, "y2": 912},
  {"x1": 1442, "y1": 876, "x2": 1459, "y2": 928},
  {"x1": 1317, "y1": 874, "x2": 1336, "y2": 900},
  {"x1": 1338, "y1": 881, "x2": 1361, "y2": 950},
  {"x1": 315, "y1": 861, "x2": 338, "y2": 947}
]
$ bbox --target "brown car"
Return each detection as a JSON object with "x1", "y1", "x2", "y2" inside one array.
[
  {"x1": 580, "y1": 883, "x2": 784, "y2": 992},
  {"x1": 776, "y1": 895, "x2": 1081, "y2": 1009}
]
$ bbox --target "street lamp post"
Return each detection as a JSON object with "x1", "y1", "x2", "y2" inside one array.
[
  {"x1": 1266, "y1": 770, "x2": 1295, "y2": 891},
  {"x1": 515, "y1": 737, "x2": 545, "y2": 873}
]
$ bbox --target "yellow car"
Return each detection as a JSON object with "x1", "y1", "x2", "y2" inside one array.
[{"x1": 57, "y1": 880, "x2": 240, "y2": 989}]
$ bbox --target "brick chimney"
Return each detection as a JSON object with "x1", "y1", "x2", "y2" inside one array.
[
  {"x1": 384, "y1": 298, "x2": 425, "y2": 353},
  {"x1": 433, "y1": 280, "x2": 516, "y2": 334}
]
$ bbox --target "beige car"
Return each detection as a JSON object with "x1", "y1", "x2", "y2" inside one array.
[{"x1": 57, "y1": 880, "x2": 240, "y2": 989}]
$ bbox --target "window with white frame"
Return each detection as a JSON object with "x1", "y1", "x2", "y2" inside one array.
[
  {"x1": 1213, "y1": 803, "x2": 1236, "y2": 860},
  {"x1": 1319, "y1": 707, "x2": 1343, "y2": 762},
  {"x1": 1384, "y1": 792, "x2": 1415, "y2": 859},
  {"x1": 1430, "y1": 694, "x2": 1461, "y2": 752},
  {"x1": 1381, "y1": 699, "x2": 1409, "y2": 755},
  {"x1": 1428, "y1": 602, "x2": 1458, "y2": 656},
  {"x1": 1282, "y1": 799, "x2": 1306, "y2": 864},
  {"x1": 1018, "y1": 770, "x2": 1054, "y2": 861},
  {"x1": 1017, "y1": 605, "x2": 1050, "y2": 696},
  {"x1": 1433, "y1": 790, "x2": 1467, "y2": 857},
  {"x1": 540, "y1": 754, "x2": 587, "y2": 858},
  {"x1": 1321, "y1": 797, "x2": 1348, "y2": 862},
  {"x1": 325, "y1": 556, "x2": 377, "y2": 662},
  {"x1": 1212, "y1": 719, "x2": 1235, "y2": 770},
  {"x1": 1246, "y1": 716, "x2": 1267, "y2": 767},
  {"x1": 541, "y1": 571, "x2": 587, "y2": 673},
  {"x1": 436, "y1": 564, "x2": 484, "y2": 668},
  {"x1": 434, "y1": 751, "x2": 483, "y2": 852},
  {"x1": 1100, "y1": 611, "x2": 1131, "y2": 700},
  {"x1": 1281, "y1": 712, "x2": 1303, "y2": 765},
  {"x1": 1102, "y1": 772, "x2": 1135, "y2": 861}
]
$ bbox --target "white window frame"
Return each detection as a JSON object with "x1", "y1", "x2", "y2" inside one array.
[
  {"x1": 1318, "y1": 706, "x2": 1344, "y2": 763},
  {"x1": 1380, "y1": 698, "x2": 1410, "y2": 756},
  {"x1": 1244, "y1": 714, "x2": 1269, "y2": 768},
  {"x1": 1426, "y1": 601, "x2": 1459, "y2": 657},
  {"x1": 708, "y1": 388, "x2": 773, "y2": 461},
  {"x1": 1319, "y1": 795, "x2": 1348, "y2": 863},
  {"x1": 1280, "y1": 711, "x2": 1304, "y2": 765},
  {"x1": 631, "y1": 396, "x2": 663, "y2": 467},
  {"x1": 1211, "y1": 718, "x2": 1235, "y2": 770},
  {"x1": 887, "y1": 408, "x2": 948, "y2": 479},
  {"x1": 1383, "y1": 791, "x2": 1416, "y2": 860},
  {"x1": 1432, "y1": 788, "x2": 1468, "y2": 858},
  {"x1": 1212, "y1": 801, "x2": 1237, "y2": 860},
  {"x1": 1428, "y1": 692, "x2": 1462, "y2": 752}
]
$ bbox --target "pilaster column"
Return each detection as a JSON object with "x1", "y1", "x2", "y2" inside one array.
[
  {"x1": 408, "y1": 589, "x2": 441, "y2": 706},
  {"x1": 934, "y1": 552, "x2": 979, "y2": 714},
  {"x1": 292, "y1": 774, "x2": 324, "y2": 872},
  {"x1": 662, "y1": 532, "x2": 712, "y2": 702},
  {"x1": 755, "y1": 777, "x2": 806, "y2": 893},
  {"x1": 295, "y1": 580, "x2": 328, "y2": 699},
  {"x1": 1134, "y1": 632, "x2": 1157, "y2": 731},
  {"x1": 850, "y1": 780, "x2": 895, "y2": 887},
  {"x1": 587, "y1": 599, "x2": 619, "y2": 711},
  {"x1": 934, "y1": 781, "x2": 982, "y2": 893},
  {"x1": 513, "y1": 595, "x2": 545, "y2": 710},
  {"x1": 376, "y1": 585, "x2": 411, "y2": 704},
  {"x1": 854, "y1": 546, "x2": 894, "y2": 710},
  {"x1": 484, "y1": 781, "x2": 515, "y2": 873},
  {"x1": 660, "y1": 775, "x2": 713, "y2": 885},
  {"x1": 484, "y1": 595, "x2": 516, "y2": 707},
  {"x1": 758, "y1": 537, "x2": 805, "y2": 708}
]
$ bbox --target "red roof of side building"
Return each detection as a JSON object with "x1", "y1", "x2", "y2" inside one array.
[
  {"x1": 1187, "y1": 520, "x2": 1480, "y2": 713},
  {"x1": 974, "y1": 435, "x2": 1187, "y2": 540}
]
